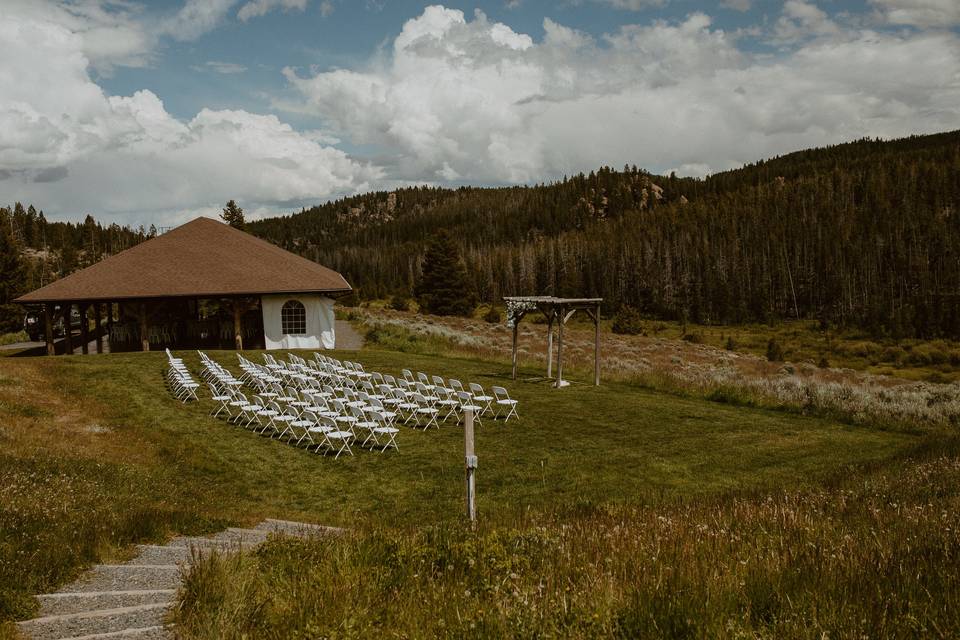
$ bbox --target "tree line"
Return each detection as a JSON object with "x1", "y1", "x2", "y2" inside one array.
[
  {"x1": 249, "y1": 131, "x2": 960, "y2": 339},
  {"x1": 0, "y1": 205, "x2": 148, "y2": 332}
]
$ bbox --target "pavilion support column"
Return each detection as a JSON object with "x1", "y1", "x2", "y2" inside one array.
[
  {"x1": 234, "y1": 300, "x2": 244, "y2": 351},
  {"x1": 94, "y1": 303, "x2": 103, "y2": 354},
  {"x1": 139, "y1": 302, "x2": 150, "y2": 352},
  {"x1": 79, "y1": 303, "x2": 89, "y2": 355},
  {"x1": 106, "y1": 303, "x2": 114, "y2": 353},
  {"x1": 555, "y1": 312, "x2": 565, "y2": 388},
  {"x1": 546, "y1": 312, "x2": 554, "y2": 379},
  {"x1": 43, "y1": 303, "x2": 55, "y2": 356},
  {"x1": 594, "y1": 303, "x2": 601, "y2": 386},
  {"x1": 511, "y1": 321, "x2": 519, "y2": 380},
  {"x1": 62, "y1": 304, "x2": 73, "y2": 355}
]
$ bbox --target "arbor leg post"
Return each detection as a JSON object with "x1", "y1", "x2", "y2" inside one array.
[
  {"x1": 546, "y1": 313, "x2": 554, "y2": 379},
  {"x1": 511, "y1": 322, "x2": 519, "y2": 380},
  {"x1": 594, "y1": 303, "x2": 601, "y2": 386},
  {"x1": 43, "y1": 304, "x2": 55, "y2": 356},
  {"x1": 555, "y1": 315, "x2": 564, "y2": 388}
]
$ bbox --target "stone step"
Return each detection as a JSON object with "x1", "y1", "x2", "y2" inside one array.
[
  {"x1": 17, "y1": 603, "x2": 169, "y2": 640},
  {"x1": 165, "y1": 535, "x2": 258, "y2": 552},
  {"x1": 60, "y1": 626, "x2": 171, "y2": 640},
  {"x1": 62, "y1": 565, "x2": 181, "y2": 594},
  {"x1": 256, "y1": 518, "x2": 344, "y2": 537},
  {"x1": 124, "y1": 545, "x2": 193, "y2": 567},
  {"x1": 211, "y1": 527, "x2": 271, "y2": 544},
  {"x1": 37, "y1": 590, "x2": 175, "y2": 617}
]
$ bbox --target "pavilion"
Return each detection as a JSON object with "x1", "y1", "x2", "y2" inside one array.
[{"x1": 15, "y1": 217, "x2": 351, "y2": 355}]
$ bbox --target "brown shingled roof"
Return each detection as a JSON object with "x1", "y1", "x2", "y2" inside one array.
[{"x1": 15, "y1": 217, "x2": 351, "y2": 303}]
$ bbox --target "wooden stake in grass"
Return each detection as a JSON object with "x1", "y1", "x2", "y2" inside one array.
[{"x1": 465, "y1": 408, "x2": 477, "y2": 524}]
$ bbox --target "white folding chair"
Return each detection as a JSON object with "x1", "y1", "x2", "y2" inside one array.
[{"x1": 492, "y1": 386, "x2": 519, "y2": 422}]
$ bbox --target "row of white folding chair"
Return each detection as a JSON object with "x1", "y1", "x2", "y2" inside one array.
[
  {"x1": 307, "y1": 354, "x2": 518, "y2": 423},
  {"x1": 165, "y1": 349, "x2": 199, "y2": 402},
  {"x1": 224, "y1": 386, "x2": 398, "y2": 455},
  {"x1": 268, "y1": 387, "x2": 399, "y2": 458},
  {"x1": 276, "y1": 353, "x2": 512, "y2": 427},
  {"x1": 198, "y1": 352, "x2": 244, "y2": 391},
  {"x1": 398, "y1": 368, "x2": 508, "y2": 419}
]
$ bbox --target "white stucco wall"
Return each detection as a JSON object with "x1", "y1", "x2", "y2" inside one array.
[{"x1": 261, "y1": 294, "x2": 335, "y2": 350}]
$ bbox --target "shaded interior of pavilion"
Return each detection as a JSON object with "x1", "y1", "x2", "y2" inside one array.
[{"x1": 35, "y1": 297, "x2": 266, "y2": 355}]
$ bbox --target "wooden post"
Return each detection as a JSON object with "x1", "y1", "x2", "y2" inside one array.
[
  {"x1": 546, "y1": 311, "x2": 554, "y2": 379},
  {"x1": 106, "y1": 303, "x2": 114, "y2": 353},
  {"x1": 79, "y1": 303, "x2": 89, "y2": 354},
  {"x1": 465, "y1": 408, "x2": 477, "y2": 523},
  {"x1": 139, "y1": 302, "x2": 150, "y2": 352},
  {"x1": 62, "y1": 304, "x2": 73, "y2": 355},
  {"x1": 594, "y1": 303, "x2": 601, "y2": 386},
  {"x1": 511, "y1": 321, "x2": 519, "y2": 380},
  {"x1": 555, "y1": 308, "x2": 565, "y2": 388},
  {"x1": 94, "y1": 304, "x2": 103, "y2": 354},
  {"x1": 233, "y1": 300, "x2": 244, "y2": 351},
  {"x1": 43, "y1": 303, "x2": 55, "y2": 356}
]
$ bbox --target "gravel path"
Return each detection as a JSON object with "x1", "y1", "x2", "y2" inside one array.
[
  {"x1": 17, "y1": 519, "x2": 342, "y2": 640},
  {"x1": 335, "y1": 320, "x2": 365, "y2": 350}
]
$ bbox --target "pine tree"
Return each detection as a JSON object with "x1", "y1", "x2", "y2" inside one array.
[
  {"x1": 415, "y1": 230, "x2": 475, "y2": 316},
  {"x1": 221, "y1": 200, "x2": 246, "y2": 230},
  {"x1": 0, "y1": 222, "x2": 27, "y2": 333}
]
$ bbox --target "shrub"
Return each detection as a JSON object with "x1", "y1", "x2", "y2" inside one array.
[
  {"x1": 766, "y1": 338, "x2": 785, "y2": 362},
  {"x1": 388, "y1": 295, "x2": 410, "y2": 312},
  {"x1": 483, "y1": 307, "x2": 501, "y2": 323},
  {"x1": 612, "y1": 306, "x2": 644, "y2": 335},
  {"x1": 818, "y1": 357, "x2": 830, "y2": 369},
  {"x1": 682, "y1": 333, "x2": 703, "y2": 344},
  {"x1": 725, "y1": 336, "x2": 737, "y2": 351}
]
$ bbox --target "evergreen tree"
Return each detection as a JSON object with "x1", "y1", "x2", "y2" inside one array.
[
  {"x1": 0, "y1": 222, "x2": 27, "y2": 333},
  {"x1": 221, "y1": 200, "x2": 246, "y2": 230},
  {"x1": 415, "y1": 230, "x2": 475, "y2": 316}
]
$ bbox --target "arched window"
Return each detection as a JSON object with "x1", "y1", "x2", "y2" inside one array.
[{"x1": 281, "y1": 300, "x2": 306, "y2": 335}]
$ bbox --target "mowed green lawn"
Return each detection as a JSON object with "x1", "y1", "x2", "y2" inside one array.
[
  {"x1": 0, "y1": 345, "x2": 927, "y2": 625},
  {"x1": 55, "y1": 347, "x2": 913, "y2": 527}
]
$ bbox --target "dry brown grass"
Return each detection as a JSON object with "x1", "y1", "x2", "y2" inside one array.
[{"x1": 356, "y1": 308, "x2": 960, "y2": 429}]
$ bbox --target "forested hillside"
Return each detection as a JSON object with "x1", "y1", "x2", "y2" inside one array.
[
  {"x1": 249, "y1": 131, "x2": 960, "y2": 338},
  {"x1": 0, "y1": 204, "x2": 149, "y2": 291}
]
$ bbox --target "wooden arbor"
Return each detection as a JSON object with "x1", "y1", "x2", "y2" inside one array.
[{"x1": 504, "y1": 296, "x2": 602, "y2": 388}]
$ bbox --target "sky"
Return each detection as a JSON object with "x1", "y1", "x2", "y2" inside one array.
[{"x1": 1, "y1": 0, "x2": 958, "y2": 227}]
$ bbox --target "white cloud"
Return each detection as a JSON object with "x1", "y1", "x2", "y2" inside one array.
[
  {"x1": 159, "y1": 0, "x2": 238, "y2": 41},
  {"x1": 281, "y1": 5, "x2": 960, "y2": 184},
  {"x1": 195, "y1": 60, "x2": 248, "y2": 74},
  {"x1": 0, "y1": 0, "x2": 154, "y2": 73},
  {"x1": 869, "y1": 0, "x2": 960, "y2": 27},
  {"x1": 0, "y1": 5, "x2": 381, "y2": 225},
  {"x1": 237, "y1": 0, "x2": 309, "y2": 22},
  {"x1": 772, "y1": 0, "x2": 841, "y2": 44},
  {"x1": 2, "y1": 2, "x2": 959, "y2": 227}
]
